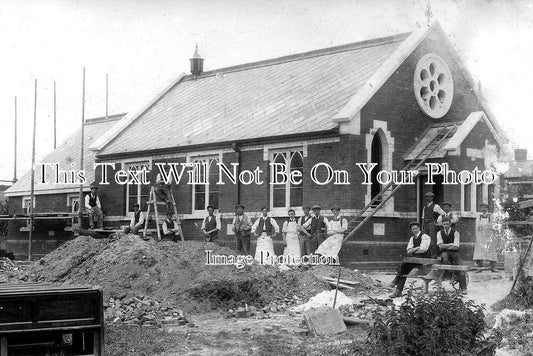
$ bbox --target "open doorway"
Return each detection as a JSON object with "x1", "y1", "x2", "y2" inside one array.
[{"x1": 371, "y1": 132, "x2": 383, "y2": 204}]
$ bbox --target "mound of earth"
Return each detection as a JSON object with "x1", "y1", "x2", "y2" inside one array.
[{"x1": 23, "y1": 234, "x2": 330, "y2": 312}]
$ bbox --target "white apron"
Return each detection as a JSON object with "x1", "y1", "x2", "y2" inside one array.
[
  {"x1": 282, "y1": 220, "x2": 301, "y2": 265},
  {"x1": 255, "y1": 233, "x2": 276, "y2": 264},
  {"x1": 316, "y1": 219, "x2": 344, "y2": 257},
  {"x1": 473, "y1": 214, "x2": 497, "y2": 261}
]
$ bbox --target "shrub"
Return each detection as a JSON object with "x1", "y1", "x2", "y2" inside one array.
[{"x1": 363, "y1": 290, "x2": 499, "y2": 356}]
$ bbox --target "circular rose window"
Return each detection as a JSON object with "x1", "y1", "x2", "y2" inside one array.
[{"x1": 414, "y1": 53, "x2": 453, "y2": 118}]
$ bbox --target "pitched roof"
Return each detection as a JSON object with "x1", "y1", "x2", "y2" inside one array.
[
  {"x1": 505, "y1": 161, "x2": 533, "y2": 179},
  {"x1": 96, "y1": 33, "x2": 409, "y2": 156},
  {"x1": 5, "y1": 114, "x2": 125, "y2": 197}
]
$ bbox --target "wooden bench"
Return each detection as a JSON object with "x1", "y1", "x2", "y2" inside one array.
[{"x1": 402, "y1": 257, "x2": 470, "y2": 294}]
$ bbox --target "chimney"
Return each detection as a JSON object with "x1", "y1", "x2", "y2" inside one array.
[
  {"x1": 190, "y1": 45, "x2": 204, "y2": 77},
  {"x1": 515, "y1": 148, "x2": 528, "y2": 161}
]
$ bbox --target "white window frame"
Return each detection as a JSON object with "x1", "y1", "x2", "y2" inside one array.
[
  {"x1": 66, "y1": 193, "x2": 80, "y2": 213},
  {"x1": 124, "y1": 160, "x2": 151, "y2": 215},
  {"x1": 188, "y1": 153, "x2": 223, "y2": 214},
  {"x1": 269, "y1": 147, "x2": 304, "y2": 213},
  {"x1": 22, "y1": 196, "x2": 35, "y2": 214},
  {"x1": 460, "y1": 182, "x2": 477, "y2": 213}
]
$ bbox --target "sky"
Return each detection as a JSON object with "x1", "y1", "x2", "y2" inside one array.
[{"x1": 0, "y1": 0, "x2": 532, "y2": 183}]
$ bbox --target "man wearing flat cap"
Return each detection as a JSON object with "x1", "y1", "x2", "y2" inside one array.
[
  {"x1": 301, "y1": 205, "x2": 329, "y2": 253},
  {"x1": 252, "y1": 207, "x2": 279, "y2": 264},
  {"x1": 298, "y1": 205, "x2": 313, "y2": 255},
  {"x1": 315, "y1": 206, "x2": 347, "y2": 258},
  {"x1": 436, "y1": 202, "x2": 459, "y2": 229},
  {"x1": 85, "y1": 183, "x2": 104, "y2": 229},
  {"x1": 232, "y1": 204, "x2": 251, "y2": 254},
  {"x1": 473, "y1": 203, "x2": 497, "y2": 272},
  {"x1": 422, "y1": 192, "x2": 446, "y2": 258},
  {"x1": 201, "y1": 205, "x2": 221, "y2": 243},
  {"x1": 389, "y1": 221, "x2": 431, "y2": 298}
]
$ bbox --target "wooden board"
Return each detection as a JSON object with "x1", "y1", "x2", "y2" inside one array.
[
  {"x1": 402, "y1": 257, "x2": 441, "y2": 264},
  {"x1": 432, "y1": 264, "x2": 470, "y2": 271},
  {"x1": 304, "y1": 307, "x2": 346, "y2": 336},
  {"x1": 319, "y1": 276, "x2": 359, "y2": 285}
]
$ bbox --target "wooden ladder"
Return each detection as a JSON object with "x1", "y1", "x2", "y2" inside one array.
[
  {"x1": 143, "y1": 186, "x2": 184, "y2": 241},
  {"x1": 343, "y1": 124, "x2": 458, "y2": 243}
]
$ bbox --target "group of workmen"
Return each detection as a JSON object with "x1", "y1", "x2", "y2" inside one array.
[
  {"x1": 388, "y1": 191, "x2": 497, "y2": 297},
  {"x1": 230, "y1": 204, "x2": 347, "y2": 264},
  {"x1": 85, "y1": 183, "x2": 498, "y2": 298}
]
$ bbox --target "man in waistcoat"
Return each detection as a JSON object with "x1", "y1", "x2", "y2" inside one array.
[
  {"x1": 85, "y1": 184, "x2": 104, "y2": 229},
  {"x1": 298, "y1": 205, "x2": 313, "y2": 256},
  {"x1": 125, "y1": 203, "x2": 145, "y2": 235},
  {"x1": 436, "y1": 202, "x2": 459, "y2": 230},
  {"x1": 301, "y1": 204, "x2": 329, "y2": 253},
  {"x1": 251, "y1": 207, "x2": 280, "y2": 264},
  {"x1": 162, "y1": 211, "x2": 180, "y2": 242},
  {"x1": 422, "y1": 192, "x2": 445, "y2": 258},
  {"x1": 201, "y1": 205, "x2": 221, "y2": 243},
  {"x1": 232, "y1": 204, "x2": 252, "y2": 254},
  {"x1": 437, "y1": 217, "x2": 468, "y2": 294},
  {"x1": 389, "y1": 221, "x2": 431, "y2": 298},
  {"x1": 154, "y1": 173, "x2": 174, "y2": 211}
]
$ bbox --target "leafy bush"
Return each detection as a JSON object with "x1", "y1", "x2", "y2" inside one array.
[{"x1": 363, "y1": 290, "x2": 499, "y2": 356}]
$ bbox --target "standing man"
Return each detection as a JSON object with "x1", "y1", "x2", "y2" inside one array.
[
  {"x1": 201, "y1": 205, "x2": 221, "y2": 243},
  {"x1": 436, "y1": 202, "x2": 459, "y2": 229},
  {"x1": 473, "y1": 203, "x2": 497, "y2": 272},
  {"x1": 422, "y1": 192, "x2": 446, "y2": 258},
  {"x1": 315, "y1": 206, "x2": 347, "y2": 258},
  {"x1": 85, "y1": 184, "x2": 104, "y2": 229},
  {"x1": 125, "y1": 203, "x2": 145, "y2": 235},
  {"x1": 437, "y1": 218, "x2": 468, "y2": 294},
  {"x1": 282, "y1": 209, "x2": 301, "y2": 265},
  {"x1": 251, "y1": 207, "x2": 279, "y2": 264},
  {"x1": 232, "y1": 204, "x2": 252, "y2": 254},
  {"x1": 162, "y1": 211, "x2": 180, "y2": 242},
  {"x1": 298, "y1": 205, "x2": 313, "y2": 256},
  {"x1": 302, "y1": 205, "x2": 329, "y2": 253},
  {"x1": 389, "y1": 221, "x2": 431, "y2": 298}
]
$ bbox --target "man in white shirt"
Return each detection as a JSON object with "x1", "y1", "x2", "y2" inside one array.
[
  {"x1": 437, "y1": 218, "x2": 467, "y2": 294},
  {"x1": 436, "y1": 202, "x2": 459, "y2": 229},
  {"x1": 125, "y1": 203, "x2": 145, "y2": 235},
  {"x1": 201, "y1": 205, "x2": 221, "y2": 243},
  {"x1": 85, "y1": 184, "x2": 103, "y2": 229},
  {"x1": 162, "y1": 211, "x2": 180, "y2": 242},
  {"x1": 251, "y1": 207, "x2": 279, "y2": 264},
  {"x1": 389, "y1": 221, "x2": 431, "y2": 298}
]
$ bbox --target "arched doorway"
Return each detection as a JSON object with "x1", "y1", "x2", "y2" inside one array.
[{"x1": 371, "y1": 131, "x2": 383, "y2": 203}]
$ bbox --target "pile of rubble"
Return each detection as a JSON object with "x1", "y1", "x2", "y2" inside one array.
[
  {"x1": 104, "y1": 294, "x2": 190, "y2": 328},
  {"x1": 0, "y1": 257, "x2": 16, "y2": 272}
]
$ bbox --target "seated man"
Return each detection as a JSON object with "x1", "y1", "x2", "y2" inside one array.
[
  {"x1": 389, "y1": 221, "x2": 431, "y2": 298},
  {"x1": 124, "y1": 203, "x2": 145, "y2": 235},
  {"x1": 85, "y1": 184, "x2": 104, "y2": 229},
  {"x1": 162, "y1": 211, "x2": 180, "y2": 242},
  {"x1": 437, "y1": 217, "x2": 467, "y2": 294}
]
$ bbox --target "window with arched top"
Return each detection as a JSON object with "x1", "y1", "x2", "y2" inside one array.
[
  {"x1": 371, "y1": 132, "x2": 383, "y2": 202},
  {"x1": 271, "y1": 149, "x2": 304, "y2": 209}
]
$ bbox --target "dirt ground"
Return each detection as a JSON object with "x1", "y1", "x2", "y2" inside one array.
[
  {"x1": 105, "y1": 267, "x2": 517, "y2": 356},
  {"x1": 4, "y1": 235, "x2": 525, "y2": 355}
]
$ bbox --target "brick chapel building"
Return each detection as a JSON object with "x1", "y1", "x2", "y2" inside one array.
[{"x1": 6, "y1": 22, "x2": 508, "y2": 268}]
